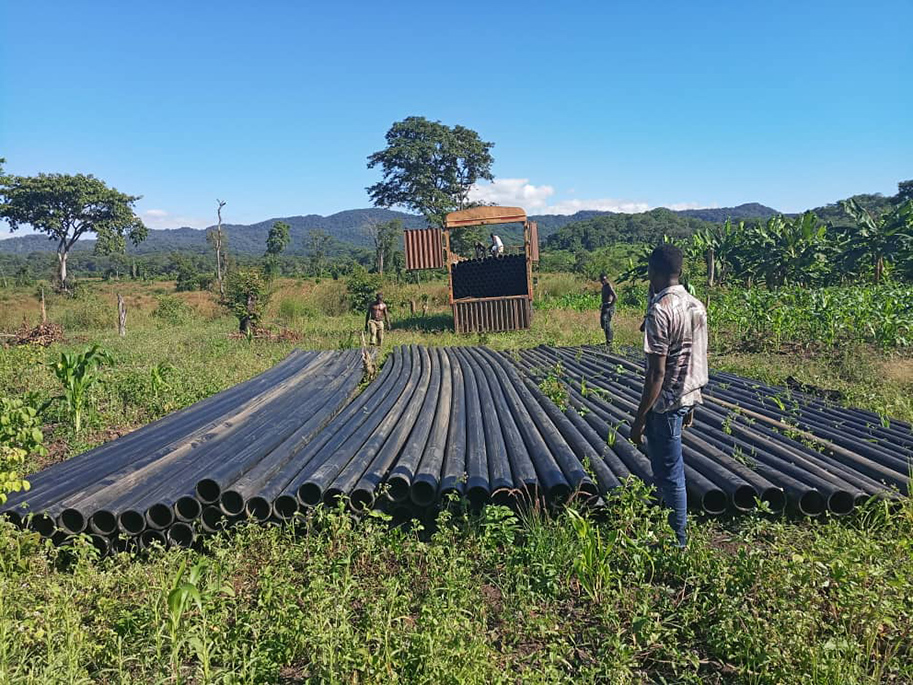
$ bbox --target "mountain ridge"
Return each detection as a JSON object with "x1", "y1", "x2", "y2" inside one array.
[{"x1": 0, "y1": 203, "x2": 781, "y2": 255}]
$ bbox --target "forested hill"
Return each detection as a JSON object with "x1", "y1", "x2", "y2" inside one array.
[
  {"x1": 544, "y1": 208, "x2": 713, "y2": 251},
  {"x1": 676, "y1": 202, "x2": 778, "y2": 222},
  {"x1": 0, "y1": 203, "x2": 780, "y2": 256}
]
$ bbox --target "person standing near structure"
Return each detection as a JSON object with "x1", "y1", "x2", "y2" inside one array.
[
  {"x1": 365, "y1": 292, "x2": 390, "y2": 346},
  {"x1": 599, "y1": 273, "x2": 617, "y2": 347},
  {"x1": 489, "y1": 233, "x2": 504, "y2": 256},
  {"x1": 629, "y1": 244, "x2": 708, "y2": 548}
]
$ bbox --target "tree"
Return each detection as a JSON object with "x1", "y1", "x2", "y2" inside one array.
[
  {"x1": 364, "y1": 218, "x2": 401, "y2": 275},
  {"x1": 207, "y1": 200, "x2": 228, "y2": 299},
  {"x1": 0, "y1": 172, "x2": 146, "y2": 289},
  {"x1": 366, "y1": 116, "x2": 495, "y2": 227},
  {"x1": 840, "y1": 198, "x2": 913, "y2": 283},
  {"x1": 226, "y1": 269, "x2": 272, "y2": 333},
  {"x1": 896, "y1": 180, "x2": 913, "y2": 205},
  {"x1": 306, "y1": 228, "x2": 331, "y2": 276},
  {"x1": 266, "y1": 221, "x2": 291, "y2": 257},
  {"x1": 264, "y1": 220, "x2": 291, "y2": 280}
]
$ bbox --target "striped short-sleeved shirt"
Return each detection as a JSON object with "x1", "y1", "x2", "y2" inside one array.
[{"x1": 643, "y1": 285, "x2": 709, "y2": 413}]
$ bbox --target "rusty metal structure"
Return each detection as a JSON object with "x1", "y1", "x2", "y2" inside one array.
[{"x1": 404, "y1": 206, "x2": 539, "y2": 333}]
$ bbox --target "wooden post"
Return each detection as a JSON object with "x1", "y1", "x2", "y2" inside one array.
[
  {"x1": 40, "y1": 287, "x2": 47, "y2": 324},
  {"x1": 409, "y1": 299, "x2": 416, "y2": 315},
  {"x1": 117, "y1": 294, "x2": 127, "y2": 337}
]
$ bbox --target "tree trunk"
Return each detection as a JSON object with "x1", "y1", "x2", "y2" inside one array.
[
  {"x1": 875, "y1": 255, "x2": 884, "y2": 284},
  {"x1": 117, "y1": 294, "x2": 127, "y2": 337},
  {"x1": 706, "y1": 248, "x2": 716, "y2": 287},
  {"x1": 377, "y1": 248, "x2": 384, "y2": 276},
  {"x1": 57, "y1": 250, "x2": 68, "y2": 289},
  {"x1": 40, "y1": 287, "x2": 47, "y2": 324}
]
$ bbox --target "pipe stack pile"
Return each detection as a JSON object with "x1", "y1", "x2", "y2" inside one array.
[
  {"x1": 452, "y1": 255, "x2": 527, "y2": 299},
  {"x1": 6, "y1": 344, "x2": 910, "y2": 554},
  {"x1": 509, "y1": 346, "x2": 911, "y2": 516},
  {"x1": 2, "y1": 350, "x2": 363, "y2": 553}
]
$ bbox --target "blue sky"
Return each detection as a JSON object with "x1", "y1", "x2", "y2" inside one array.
[{"x1": 1, "y1": 1, "x2": 910, "y2": 231}]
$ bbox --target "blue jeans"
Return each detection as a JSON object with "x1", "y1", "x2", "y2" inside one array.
[{"x1": 646, "y1": 407, "x2": 690, "y2": 547}]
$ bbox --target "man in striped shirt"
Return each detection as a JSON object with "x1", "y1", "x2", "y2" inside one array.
[{"x1": 630, "y1": 244, "x2": 708, "y2": 547}]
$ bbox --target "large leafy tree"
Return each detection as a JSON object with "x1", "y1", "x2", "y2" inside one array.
[
  {"x1": 0, "y1": 172, "x2": 146, "y2": 288},
  {"x1": 366, "y1": 117, "x2": 495, "y2": 227}
]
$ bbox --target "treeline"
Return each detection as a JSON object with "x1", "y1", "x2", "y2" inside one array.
[
  {"x1": 0, "y1": 247, "x2": 410, "y2": 289},
  {"x1": 544, "y1": 208, "x2": 712, "y2": 251}
]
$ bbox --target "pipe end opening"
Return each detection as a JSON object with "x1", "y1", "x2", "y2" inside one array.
[
  {"x1": 219, "y1": 491, "x2": 245, "y2": 517},
  {"x1": 349, "y1": 489, "x2": 374, "y2": 513},
  {"x1": 761, "y1": 487, "x2": 786, "y2": 514},
  {"x1": 272, "y1": 495, "x2": 299, "y2": 520},
  {"x1": 827, "y1": 490, "x2": 855, "y2": 516},
  {"x1": 195, "y1": 479, "x2": 221, "y2": 504},
  {"x1": 145, "y1": 503, "x2": 175, "y2": 530},
  {"x1": 799, "y1": 490, "x2": 826, "y2": 517},
  {"x1": 297, "y1": 483, "x2": 323, "y2": 507},
  {"x1": 410, "y1": 479, "x2": 438, "y2": 507},
  {"x1": 89, "y1": 510, "x2": 118, "y2": 536},
  {"x1": 701, "y1": 490, "x2": 728, "y2": 516},
  {"x1": 167, "y1": 523, "x2": 195, "y2": 547},
  {"x1": 59, "y1": 508, "x2": 86, "y2": 535},
  {"x1": 175, "y1": 496, "x2": 202, "y2": 522},
  {"x1": 118, "y1": 510, "x2": 146, "y2": 536},
  {"x1": 732, "y1": 485, "x2": 758, "y2": 512},
  {"x1": 245, "y1": 497, "x2": 271, "y2": 522}
]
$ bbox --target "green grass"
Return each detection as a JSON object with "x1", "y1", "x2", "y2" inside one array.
[{"x1": 0, "y1": 277, "x2": 912, "y2": 683}]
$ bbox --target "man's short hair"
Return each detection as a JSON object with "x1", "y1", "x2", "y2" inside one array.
[
  {"x1": 599, "y1": 273, "x2": 607, "y2": 280},
  {"x1": 376, "y1": 292, "x2": 383, "y2": 299},
  {"x1": 648, "y1": 244, "x2": 683, "y2": 277}
]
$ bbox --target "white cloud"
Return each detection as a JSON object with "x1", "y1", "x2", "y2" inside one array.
[
  {"x1": 546, "y1": 198, "x2": 651, "y2": 215},
  {"x1": 664, "y1": 202, "x2": 719, "y2": 211},
  {"x1": 141, "y1": 209, "x2": 207, "y2": 229},
  {"x1": 469, "y1": 178, "x2": 555, "y2": 210},
  {"x1": 469, "y1": 178, "x2": 714, "y2": 216}
]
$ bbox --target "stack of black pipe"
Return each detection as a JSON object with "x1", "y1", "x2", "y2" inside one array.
[
  {"x1": 2, "y1": 350, "x2": 362, "y2": 553},
  {"x1": 509, "y1": 346, "x2": 910, "y2": 517},
  {"x1": 7, "y1": 344, "x2": 910, "y2": 555},
  {"x1": 452, "y1": 255, "x2": 527, "y2": 299}
]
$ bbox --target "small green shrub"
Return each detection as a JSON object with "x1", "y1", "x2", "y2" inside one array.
[
  {"x1": 225, "y1": 269, "x2": 272, "y2": 332},
  {"x1": 152, "y1": 295, "x2": 193, "y2": 325},
  {"x1": 346, "y1": 266, "x2": 382, "y2": 312},
  {"x1": 0, "y1": 397, "x2": 46, "y2": 504}
]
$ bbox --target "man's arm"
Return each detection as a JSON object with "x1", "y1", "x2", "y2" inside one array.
[
  {"x1": 607, "y1": 283, "x2": 617, "y2": 306},
  {"x1": 630, "y1": 353, "x2": 665, "y2": 444},
  {"x1": 383, "y1": 304, "x2": 390, "y2": 327},
  {"x1": 365, "y1": 306, "x2": 371, "y2": 329}
]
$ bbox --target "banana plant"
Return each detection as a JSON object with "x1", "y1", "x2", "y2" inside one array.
[
  {"x1": 840, "y1": 198, "x2": 913, "y2": 283},
  {"x1": 50, "y1": 344, "x2": 113, "y2": 433}
]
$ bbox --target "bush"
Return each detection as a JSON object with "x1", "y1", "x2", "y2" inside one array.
[
  {"x1": 152, "y1": 295, "x2": 193, "y2": 325},
  {"x1": 226, "y1": 269, "x2": 272, "y2": 333},
  {"x1": 345, "y1": 266, "x2": 383, "y2": 312},
  {"x1": 0, "y1": 397, "x2": 46, "y2": 504},
  {"x1": 58, "y1": 292, "x2": 111, "y2": 330}
]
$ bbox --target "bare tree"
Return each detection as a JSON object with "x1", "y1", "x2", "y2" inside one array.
[
  {"x1": 363, "y1": 218, "x2": 402, "y2": 275},
  {"x1": 208, "y1": 199, "x2": 227, "y2": 300}
]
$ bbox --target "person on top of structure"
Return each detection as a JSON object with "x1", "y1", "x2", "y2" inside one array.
[
  {"x1": 364, "y1": 292, "x2": 390, "y2": 346},
  {"x1": 629, "y1": 244, "x2": 708, "y2": 548},
  {"x1": 474, "y1": 241, "x2": 487, "y2": 259},
  {"x1": 598, "y1": 273, "x2": 617, "y2": 347},
  {"x1": 489, "y1": 233, "x2": 504, "y2": 257}
]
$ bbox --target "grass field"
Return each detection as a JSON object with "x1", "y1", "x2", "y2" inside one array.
[{"x1": 1, "y1": 275, "x2": 912, "y2": 683}]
